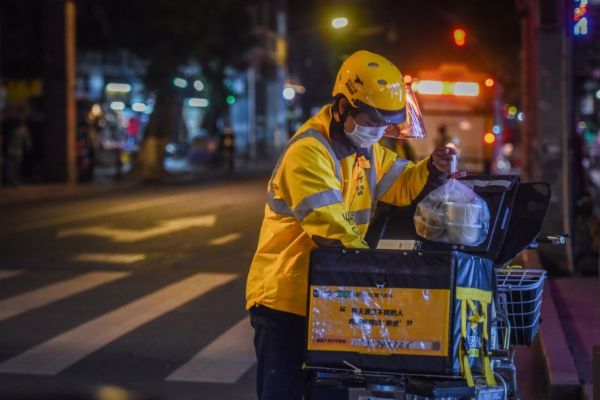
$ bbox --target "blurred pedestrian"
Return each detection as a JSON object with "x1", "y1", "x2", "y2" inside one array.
[
  {"x1": 219, "y1": 122, "x2": 235, "y2": 172},
  {"x1": 379, "y1": 126, "x2": 417, "y2": 162},
  {"x1": 435, "y1": 124, "x2": 451, "y2": 148},
  {"x1": 5, "y1": 107, "x2": 32, "y2": 186},
  {"x1": 76, "y1": 120, "x2": 95, "y2": 183}
]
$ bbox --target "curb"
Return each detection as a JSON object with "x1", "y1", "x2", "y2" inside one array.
[
  {"x1": 539, "y1": 284, "x2": 581, "y2": 399},
  {"x1": 0, "y1": 166, "x2": 273, "y2": 206},
  {"x1": 0, "y1": 177, "x2": 139, "y2": 206}
]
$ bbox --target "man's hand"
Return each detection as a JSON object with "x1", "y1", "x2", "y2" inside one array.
[{"x1": 431, "y1": 146, "x2": 458, "y2": 173}]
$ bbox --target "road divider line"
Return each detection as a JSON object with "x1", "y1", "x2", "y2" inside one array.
[
  {"x1": 0, "y1": 270, "x2": 24, "y2": 281},
  {"x1": 57, "y1": 215, "x2": 216, "y2": 242},
  {"x1": 209, "y1": 233, "x2": 242, "y2": 246},
  {"x1": 166, "y1": 317, "x2": 255, "y2": 383},
  {"x1": 71, "y1": 253, "x2": 146, "y2": 264},
  {"x1": 0, "y1": 193, "x2": 199, "y2": 235},
  {"x1": 0, "y1": 272, "x2": 130, "y2": 322},
  {"x1": 0, "y1": 272, "x2": 238, "y2": 375}
]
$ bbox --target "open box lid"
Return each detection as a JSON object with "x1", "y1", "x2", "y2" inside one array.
[{"x1": 365, "y1": 175, "x2": 551, "y2": 266}]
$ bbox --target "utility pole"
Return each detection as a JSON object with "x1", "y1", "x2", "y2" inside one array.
[
  {"x1": 0, "y1": 3, "x2": 4, "y2": 187},
  {"x1": 43, "y1": 0, "x2": 77, "y2": 184}
]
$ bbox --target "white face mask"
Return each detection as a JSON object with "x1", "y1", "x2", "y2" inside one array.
[{"x1": 344, "y1": 117, "x2": 387, "y2": 148}]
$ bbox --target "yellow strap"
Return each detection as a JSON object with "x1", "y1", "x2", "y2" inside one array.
[
  {"x1": 481, "y1": 300, "x2": 489, "y2": 341},
  {"x1": 460, "y1": 297, "x2": 496, "y2": 387},
  {"x1": 481, "y1": 304, "x2": 497, "y2": 386},
  {"x1": 460, "y1": 299, "x2": 467, "y2": 338},
  {"x1": 459, "y1": 300, "x2": 475, "y2": 386},
  {"x1": 458, "y1": 336, "x2": 465, "y2": 375},
  {"x1": 466, "y1": 299, "x2": 485, "y2": 331},
  {"x1": 463, "y1": 351, "x2": 475, "y2": 386},
  {"x1": 482, "y1": 351, "x2": 496, "y2": 386},
  {"x1": 456, "y1": 286, "x2": 492, "y2": 303}
]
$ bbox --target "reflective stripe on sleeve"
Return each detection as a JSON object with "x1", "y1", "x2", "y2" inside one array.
[
  {"x1": 266, "y1": 129, "x2": 342, "y2": 217},
  {"x1": 293, "y1": 189, "x2": 343, "y2": 221},
  {"x1": 266, "y1": 191, "x2": 294, "y2": 217},
  {"x1": 280, "y1": 129, "x2": 341, "y2": 181},
  {"x1": 376, "y1": 158, "x2": 409, "y2": 199},
  {"x1": 352, "y1": 208, "x2": 372, "y2": 225}
]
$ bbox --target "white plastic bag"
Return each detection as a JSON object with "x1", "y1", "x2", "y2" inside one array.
[{"x1": 414, "y1": 179, "x2": 490, "y2": 246}]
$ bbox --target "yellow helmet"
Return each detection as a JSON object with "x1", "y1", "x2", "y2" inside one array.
[{"x1": 332, "y1": 50, "x2": 406, "y2": 125}]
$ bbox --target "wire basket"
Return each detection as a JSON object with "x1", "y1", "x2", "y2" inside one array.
[{"x1": 495, "y1": 269, "x2": 546, "y2": 346}]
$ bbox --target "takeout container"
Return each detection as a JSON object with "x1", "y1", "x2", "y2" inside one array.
[
  {"x1": 414, "y1": 216, "x2": 444, "y2": 239},
  {"x1": 447, "y1": 221, "x2": 484, "y2": 245},
  {"x1": 445, "y1": 202, "x2": 483, "y2": 225}
]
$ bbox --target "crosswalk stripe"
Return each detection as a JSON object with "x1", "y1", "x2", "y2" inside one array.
[
  {"x1": 71, "y1": 253, "x2": 146, "y2": 264},
  {"x1": 0, "y1": 272, "x2": 130, "y2": 322},
  {"x1": 166, "y1": 317, "x2": 255, "y2": 383},
  {"x1": 0, "y1": 193, "x2": 199, "y2": 235},
  {"x1": 209, "y1": 233, "x2": 242, "y2": 246},
  {"x1": 0, "y1": 272, "x2": 238, "y2": 375},
  {"x1": 0, "y1": 270, "x2": 24, "y2": 281}
]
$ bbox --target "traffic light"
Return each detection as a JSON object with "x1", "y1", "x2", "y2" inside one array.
[{"x1": 453, "y1": 28, "x2": 466, "y2": 47}]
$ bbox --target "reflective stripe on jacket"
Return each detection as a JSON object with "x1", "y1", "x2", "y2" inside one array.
[{"x1": 246, "y1": 105, "x2": 438, "y2": 316}]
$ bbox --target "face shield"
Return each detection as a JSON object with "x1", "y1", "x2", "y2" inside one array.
[
  {"x1": 353, "y1": 83, "x2": 427, "y2": 139},
  {"x1": 383, "y1": 86, "x2": 427, "y2": 139}
]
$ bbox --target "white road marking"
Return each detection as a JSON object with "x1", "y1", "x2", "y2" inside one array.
[
  {"x1": 0, "y1": 272, "x2": 237, "y2": 375},
  {"x1": 209, "y1": 233, "x2": 242, "y2": 246},
  {"x1": 167, "y1": 317, "x2": 255, "y2": 383},
  {"x1": 71, "y1": 253, "x2": 146, "y2": 264},
  {"x1": 0, "y1": 193, "x2": 198, "y2": 235},
  {"x1": 0, "y1": 272, "x2": 130, "y2": 322},
  {"x1": 57, "y1": 215, "x2": 216, "y2": 243},
  {"x1": 0, "y1": 270, "x2": 24, "y2": 280}
]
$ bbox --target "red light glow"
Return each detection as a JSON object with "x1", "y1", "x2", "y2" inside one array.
[{"x1": 453, "y1": 29, "x2": 466, "y2": 46}]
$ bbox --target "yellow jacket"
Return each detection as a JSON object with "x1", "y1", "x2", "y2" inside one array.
[{"x1": 246, "y1": 105, "x2": 442, "y2": 316}]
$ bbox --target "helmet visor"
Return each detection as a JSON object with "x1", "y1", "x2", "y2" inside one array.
[
  {"x1": 383, "y1": 86, "x2": 427, "y2": 139},
  {"x1": 352, "y1": 80, "x2": 407, "y2": 126}
]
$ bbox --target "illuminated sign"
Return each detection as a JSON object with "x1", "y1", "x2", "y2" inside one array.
[
  {"x1": 574, "y1": 0, "x2": 589, "y2": 36},
  {"x1": 412, "y1": 80, "x2": 480, "y2": 97}
]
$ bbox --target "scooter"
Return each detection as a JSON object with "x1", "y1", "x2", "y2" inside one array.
[{"x1": 304, "y1": 175, "x2": 565, "y2": 400}]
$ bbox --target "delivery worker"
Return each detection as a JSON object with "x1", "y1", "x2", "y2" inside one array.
[{"x1": 246, "y1": 50, "x2": 457, "y2": 400}]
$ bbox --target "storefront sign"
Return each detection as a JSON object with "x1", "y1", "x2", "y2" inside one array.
[{"x1": 574, "y1": 0, "x2": 590, "y2": 36}]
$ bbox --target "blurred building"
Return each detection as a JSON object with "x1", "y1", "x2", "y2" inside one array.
[
  {"x1": 0, "y1": 0, "x2": 292, "y2": 182},
  {"x1": 520, "y1": 0, "x2": 600, "y2": 274}
]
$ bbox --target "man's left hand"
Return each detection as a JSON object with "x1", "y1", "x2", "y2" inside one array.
[{"x1": 431, "y1": 146, "x2": 458, "y2": 173}]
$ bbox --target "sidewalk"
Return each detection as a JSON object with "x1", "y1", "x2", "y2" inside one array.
[
  {"x1": 536, "y1": 257, "x2": 599, "y2": 399},
  {"x1": 0, "y1": 179, "x2": 134, "y2": 205},
  {"x1": 511, "y1": 249, "x2": 599, "y2": 399},
  {"x1": 0, "y1": 159, "x2": 274, "y2": 206}
]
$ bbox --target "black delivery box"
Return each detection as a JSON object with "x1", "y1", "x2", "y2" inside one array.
[
  {"x1": 366, "y1": 176, "x2": 551, "y2": 266},
  {"x1": 305, "y1": 249, "x2": 493, "y2": 376},
  {"x1": 366, "y1": 175, "x2": 520, "y2": 260}
]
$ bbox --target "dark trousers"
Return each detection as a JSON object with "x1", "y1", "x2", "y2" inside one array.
[{"x1": 249, "y1": 305, "x2": 307, "y2": 400}]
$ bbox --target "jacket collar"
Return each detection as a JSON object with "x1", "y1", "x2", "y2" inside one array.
[{"x1": 328, "y1": 115, "x2": 371, "y2": 160}]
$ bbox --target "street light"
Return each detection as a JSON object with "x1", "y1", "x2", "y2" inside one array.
[{"x1": 331, "y1": 17, "x2": 348, "y2": 29}]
